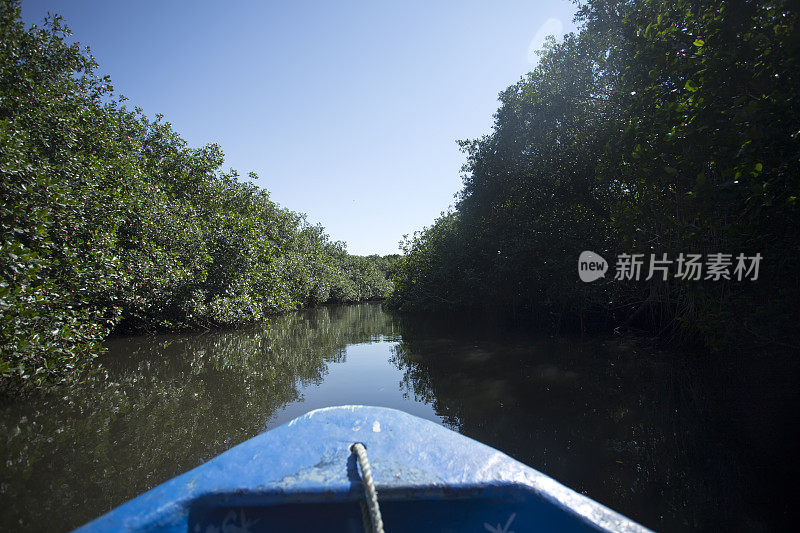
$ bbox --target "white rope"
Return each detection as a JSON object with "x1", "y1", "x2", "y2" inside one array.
[{"x1": 350, "y1": 442, "x2": 385, "y2": 533}]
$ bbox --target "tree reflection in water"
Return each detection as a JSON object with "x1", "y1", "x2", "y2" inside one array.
[
  {"x1": 389, "y1": 315, "x2": 798, "y2": 532},
  {"x1": 1, "y1": 303, "x2": 796, "y2": 531},
  {"x1": 0, "y1": 303, "x2": 396, "y2": 530}
]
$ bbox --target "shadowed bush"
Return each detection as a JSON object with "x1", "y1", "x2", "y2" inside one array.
[{"x1": 388, "y1": 0, "x2": 800, "y2": 350}]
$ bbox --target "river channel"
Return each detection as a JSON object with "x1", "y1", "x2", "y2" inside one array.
[{"x1": 1, "y1": 302, "x2": 797, "y2": 531}]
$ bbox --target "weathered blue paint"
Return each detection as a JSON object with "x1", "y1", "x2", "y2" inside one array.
[{"x1": 77, "y1": 406, "x2": 651, "y2": 532}]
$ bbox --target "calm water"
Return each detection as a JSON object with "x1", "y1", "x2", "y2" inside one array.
[{"x1": 1, "y1": 303, "x2": 797, "y2": 531}]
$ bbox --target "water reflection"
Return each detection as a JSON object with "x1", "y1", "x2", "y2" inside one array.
[
  {"x1": 0, "y1": 303, "x2": 411, "y2": 530},
  {"x1": 389, "y1": 315, "x2": 798, "y2": 532},
  {"x1": 0, "y1": 303, "x2": 796, "y2": 531}
]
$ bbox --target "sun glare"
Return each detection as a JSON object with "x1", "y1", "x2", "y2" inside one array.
[{"x1": 527, "y1": 17, "x2": 564, "y2": 64}]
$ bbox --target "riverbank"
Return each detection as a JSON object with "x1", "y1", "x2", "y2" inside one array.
[
  {"x1": 0, "y1": 4, "x2": 401, "y2": 393},
  {"x1": 386, "y1": 0, "x2": 800, "y2": 353}
]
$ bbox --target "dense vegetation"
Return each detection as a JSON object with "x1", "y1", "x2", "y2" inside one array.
[
  {"x1": 389, "y1": 0, "x2": 800, "y2": 349},
  {"x1": 0, "y1": 2, "x2": 392, "y2": 392}
]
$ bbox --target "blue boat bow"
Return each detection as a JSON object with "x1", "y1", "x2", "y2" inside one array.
[{"x1": 77, "y1": 405, "x2": 651, "y2": 532}]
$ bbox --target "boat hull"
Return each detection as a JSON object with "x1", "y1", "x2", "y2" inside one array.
[{"x1": 77, "y1": 405, "x2": 650, "y2": 532}]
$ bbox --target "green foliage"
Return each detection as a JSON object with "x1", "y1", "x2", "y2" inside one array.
[
  {"x1": 390, "y1": 0, "x2": 800, "y2": 348},
  {"x1": 0, "y1": 1, "x2": 390, "y2": 392},
  {"x1": 363, "y1": 254, "x2": 400, "y2": 279}
]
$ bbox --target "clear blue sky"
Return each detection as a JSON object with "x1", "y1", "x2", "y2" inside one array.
[{"x1": 22, "y1": 1, "x2": 577, "y2": 255}]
